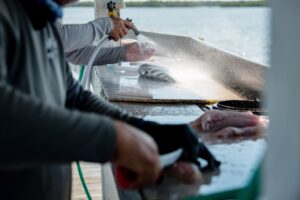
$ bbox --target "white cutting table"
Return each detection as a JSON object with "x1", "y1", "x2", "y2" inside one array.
[{"x1": 92, "y1": 65, "x2": 266, "y2": 199}]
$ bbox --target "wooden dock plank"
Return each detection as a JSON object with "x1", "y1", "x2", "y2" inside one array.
[{"x1": 71, "y1": 162, "x2": 102, "y2": 200}]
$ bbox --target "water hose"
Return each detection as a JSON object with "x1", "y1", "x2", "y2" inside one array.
[
  {"x1": 79, "y1": 65, "x2": 85, "y2": 81},
  {"x1": 81, "y1": 36, "x2": 109, "y2": 89},
  {"x1": 77, "y1": 30, "x2": 151, "y2": 200},
  {"x1": 76, "y1": 161, "x2": 93, "y2": 200},
  {"x1": 76, "y1": 36, "x2": 109, "y2": 200},
  {"x1": 77, "y1": 68, "x2": 92, "y2": 200}
]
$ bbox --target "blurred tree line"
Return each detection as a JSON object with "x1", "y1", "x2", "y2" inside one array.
[{"x1": 72, "y1": 0, "x2": 268, "y2": 7}]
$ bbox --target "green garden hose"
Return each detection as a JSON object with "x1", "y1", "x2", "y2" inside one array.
[
  {"x1": 76, "y1": 161, "x2": 93, "y2": 200},
  {"x1": 79, "y1": 65, "x2": 85, "y2": 81},
  {"x1": 77, "y1": 65, "x2": 93, "y2": 200}
]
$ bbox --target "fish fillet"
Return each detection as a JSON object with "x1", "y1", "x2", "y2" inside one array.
[{"x1": 138, "y1": 64, "x2": 176, "y2": 83}]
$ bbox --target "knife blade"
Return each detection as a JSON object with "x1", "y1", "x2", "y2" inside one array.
[
  {"x1": 116, "y1": 148, "x2": 183, "y2": 189},
  {"x1": 159, "y1": 148, "x2": 183, "y2": 169}
]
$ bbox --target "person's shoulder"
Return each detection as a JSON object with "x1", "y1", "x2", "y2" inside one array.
[
  {"x1": 0, "y1": 0, "x2": 22, "y2": 45},
  {"x1": 0, "y1": 0, "x2": 17, "y2": 12},
  {"x1": 0, "y1": 0, "x2": 18, "y2": 24},
  {"x1": 0, "y1": 0, "x2": 10, "y2": 18}
]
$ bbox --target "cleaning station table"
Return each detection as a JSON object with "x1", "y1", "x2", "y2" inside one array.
[{"x1": 91, "y1": 60, "x2": 266, "y2": 200}]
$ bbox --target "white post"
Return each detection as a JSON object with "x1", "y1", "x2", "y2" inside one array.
[
  {"x1": 94, "y1": 0, "x2": 125, "y2": 18},
  {"x1": 115, "y1": 0, "x2": 126, "y2": 16},
  {"x1": 265, "y1": 0, "x2": 300, "y2": 199},
  {"x1": 94, "y1": 0, "x2": 108, "y2": 18}
]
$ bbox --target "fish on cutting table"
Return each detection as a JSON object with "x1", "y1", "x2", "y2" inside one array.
[{"x1": 138, "y1": 64, "x2": 176, "y2": 83}]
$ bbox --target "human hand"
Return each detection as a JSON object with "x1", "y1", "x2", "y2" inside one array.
[
  {"x1": 191, "y1": 110, "x2": 268, "y2": 139},
  {"x1": 138, "y1": 122, "x2": 220, "y2": 171},
  {"x1": 109, "y1": 17, "x2": 135, "y2": 41},
  {"x1": 125, "y1": 42, "x2": 155, "y2": 61},
  {"x1": 112, "y1": 121, "x2": 160, "y2": 189}
]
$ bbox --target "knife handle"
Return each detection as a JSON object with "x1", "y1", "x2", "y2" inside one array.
[{"x1": 115, "y1": 166, "x2": 137, "y2": 189}]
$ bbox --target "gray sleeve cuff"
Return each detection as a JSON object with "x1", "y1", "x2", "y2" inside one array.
[{"x1": 95, "y1": 45, "x2": 126, "y2": 64}]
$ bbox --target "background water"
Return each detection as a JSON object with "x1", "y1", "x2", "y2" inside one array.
[{"x1": 63, "y1": 7, "x2": 270, "y2": 65}]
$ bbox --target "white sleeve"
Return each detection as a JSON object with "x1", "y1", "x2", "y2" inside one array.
[{"x1": 55, "y1": 17, "x2": 114, "y2": 53}]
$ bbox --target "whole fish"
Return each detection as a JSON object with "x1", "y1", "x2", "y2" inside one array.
[{"x1": 138, "y1": 64, "x2": 176, "y2": 83}]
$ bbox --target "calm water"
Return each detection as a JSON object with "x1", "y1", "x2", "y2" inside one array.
[{"x1": 63, "y1": 7, "x2": 270, "y2": 65}]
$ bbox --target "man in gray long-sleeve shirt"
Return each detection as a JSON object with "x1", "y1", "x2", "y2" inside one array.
[
  {"x1": 0, "y1": 0, "x2": 264, "y2": 199},
  {"x1": 56, "y1": 18, "x2": 154, "y2": 65},
  {"x1": 0, "y1": 0, "x2": 162, "y2": 199}
]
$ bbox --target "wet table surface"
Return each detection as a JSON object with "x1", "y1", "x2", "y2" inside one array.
[
  {"x1": 114, "y1": 103, "x2": 266, "y2": 200},
  {"x1": 97, "y1": 58, "x2": 242, "y2": 104}
]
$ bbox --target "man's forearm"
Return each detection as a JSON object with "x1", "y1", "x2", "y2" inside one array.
[
  {"x1": 65, "y1": 64, "x2": 141, "y2": 126},
  {"x1": 0, "y1": 82, "x2": 116, "y2": 165},
  {"x1": 65, "y1": 46, "x2": 126, "y2": 65}
]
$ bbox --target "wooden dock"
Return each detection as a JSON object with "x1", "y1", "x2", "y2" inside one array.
[{"x1": 72, "y1": 162, "x2": 102, "y2": 200}]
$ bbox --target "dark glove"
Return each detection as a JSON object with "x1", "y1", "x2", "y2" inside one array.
[{"x1": 133, "y1": 119, "x2": 221, "y2": 171}]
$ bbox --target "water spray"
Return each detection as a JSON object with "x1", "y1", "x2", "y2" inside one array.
[{"x1": 125, "y1": 18, "x2": 163, "y2": 58}]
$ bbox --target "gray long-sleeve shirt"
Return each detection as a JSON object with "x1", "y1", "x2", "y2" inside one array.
[
  {"x1": 0, "y1": 0, "x2": 135, "y2": 199},
  {"x1": 55, "y1": 19, "x2": 126, "y2": 65}
]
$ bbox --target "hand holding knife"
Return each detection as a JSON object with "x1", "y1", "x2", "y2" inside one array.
[
  {"x1": 116, "y1": 148, "x2": 183, "y2": 189},
  {"x1": 115, "y1": 119, "x2": 221, "y2": 190}
]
